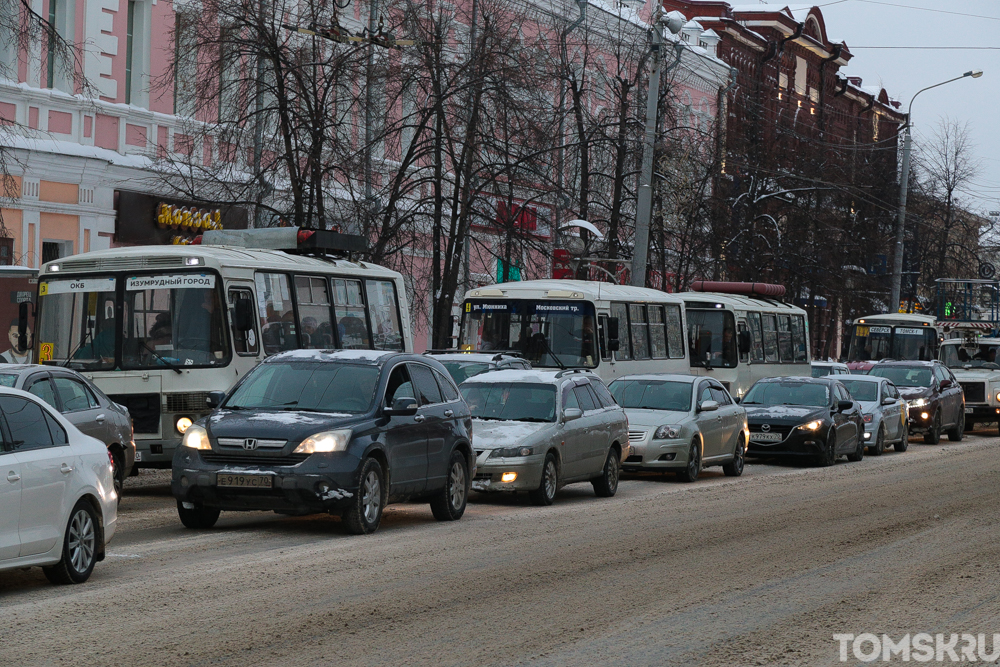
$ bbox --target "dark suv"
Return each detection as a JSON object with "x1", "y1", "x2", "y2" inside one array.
[
  {"x1": 172, "y1": 350, "x2": 474, "y2": 534},
  {"x1": 868, "y1": 361, "x2": 965, "y2": 443}
]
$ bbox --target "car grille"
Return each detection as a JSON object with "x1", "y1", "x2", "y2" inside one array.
[
  {"x1": 474, "y1": 472, "x2": 492, "y2": 482},
  {"x1": 200, "y1": 452, "x2": 309, "y2": 466},
  {"x1": 960, "y1": 382, "x2": 986, "y2": 403},
  {"x1": 166, "y1": 392, "x2": 211, "y2": 413},
  {"x1": 628, "y1": 430, "x2": 647, "y2": 442},
  {"x1": 624, "y1": 455, "x2": 643, "y2": 463},
  {"x1": 109, "y1": 393, "x2": 160, "y2": 434},
  {"x1": 216, "y1": 438, "x2": 287, "y2": 450},
  {"x1": 748, "y1": 423, "x2": 794, "y2": 438}
]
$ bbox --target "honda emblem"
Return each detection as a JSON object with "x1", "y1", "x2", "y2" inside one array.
[{"x1": 242, "y1": 438, "x2": 259, "y2": 450}]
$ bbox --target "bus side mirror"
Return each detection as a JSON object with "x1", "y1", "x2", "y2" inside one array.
[
  {"x1": 738, "y1": 330, "x2": 751, "y2": 355},
  {"x1": 234, "y1": 299, "x2": 255, "y2": 332},
  {"x1": 17, "y1": 301, "x2": 31, "y2": 351}
]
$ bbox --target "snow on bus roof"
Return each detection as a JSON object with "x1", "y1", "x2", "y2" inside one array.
[{"x1": 465, "y1": 279, "x2": 683, "y2": 302}]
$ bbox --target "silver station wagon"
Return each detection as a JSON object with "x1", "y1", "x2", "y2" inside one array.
[{"x1": 459, "y1": 369, "x2": 628, "y2": 505}]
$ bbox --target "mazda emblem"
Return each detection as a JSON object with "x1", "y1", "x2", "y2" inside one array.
[
  {"x1": 761, "y1": 424, "x2": 771, "y2": 432},
  {"x1": 242, "y1": 438, "x2": 259, "y2": 451}
]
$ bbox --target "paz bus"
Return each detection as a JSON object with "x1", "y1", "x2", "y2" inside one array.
[
  {"x1": 32, "y1": 229, "x2": 411, "y2": 468},
  {"x1": 844, "y1": 313, "x2": 941, "y2": 371},
  {"x1": 675, "y1": 282, "x2": 811, "y2": 398},
  {"x1": 458, "y1": 280, "x2": 689, "y2": 384}
]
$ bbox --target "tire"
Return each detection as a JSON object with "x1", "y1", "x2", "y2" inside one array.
[
  {"x1": 592, "y1": 447, "x2": 620, "y2": 497},
  {"x1": 177, "y1": 500, "x2": 220, "y2": 529},
  {"x1": 111, "y1": 450, "x2": 125, "y2": 505},
  {"x1": 868, "y1": 426, "x2": 885, "y2": 456},
  {"x1": 948, "y1": 411, "x2": 965, "y2": 442},
  {"x1": 43, "y1": 500, "x2": 100, "y2": 585},
  {"x1": 529, "y1": 453, "x2": 558, "y2": 506},
  {"x1": 846, "y1": 429, "x2": 865, "y2": 462},
  {"x1": 430, "y1": 450, "x2": 469, "y2": 521},
  {"x1": 677, "y1": 439, "x2": 701, "y2": 483},
  {"x1": 816, "y1": 431, "x2": 837, "y2": 467},
  {"x1": 343, "y1": 457, "x2": 385, "y2": 535},
  {"x1": 723, "y1": 435, "x2": 745, "y2": 477},
  {"x1": 895, "y1": 423, "x2": 909, "y2": 452},
  {"x1": 924, "y1": 412, "x2": 941, "y2": 444}
]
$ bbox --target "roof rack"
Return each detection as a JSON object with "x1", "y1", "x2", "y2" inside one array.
[
  {"x1": 423, "y1": 349, "x2": 525, "y2": 359},
  {"x1": 554, "y1": 368, "x2": 592, "y2": 378}
]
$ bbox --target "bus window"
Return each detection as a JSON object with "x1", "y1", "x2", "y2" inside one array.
[
  {"x1": 747, "y1": 312, "x2": 764, "y2": 362},
  {"x1": 294, "y1": 276, "x2": 334, "y2": 349},
  {"x1": 665, "y1": 304, "x2": 685, "y2": 359},
  {"x1": 629, "y1": 304, "x2": 650, "y2": 360},
  {"x1": 762, "y1": 314, "x2": 778, "y2": 362},
  {"x1": 791, "y1": 315, "x2": 808, "y2": 362},
  {"x1": 688, "y1": 310, "x2": 737, "y2": 368},
  {"x1": 892, "y1": 327, "x2": 934, "y2": 361},
  {"x1": 255, "y1": 272, "x2": 296, "y2": 355},
  {"x1": 648, "y1": 305, "x2": 667, "y2": 358},
  {"x1": 777, "y1": 315, "x2": 793, "y2": 362},
  {"x1": 848, "y1": 324, "x2": 892, "y2": 361},
  {"x1": 228, "y1": 288, "x2": 259, "y2": 356},
  {"x1": 611, "y1": 303, "x2": 631, "y2": 361},
  {"x1": 366, "y1": 280, "x2": 404, "y2": 351},
  {"x1": 333, "y1": 279, "x2": 371, "y2": 349}
]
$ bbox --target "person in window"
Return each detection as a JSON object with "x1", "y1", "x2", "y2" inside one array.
[
  {"x1": 301, "y1": 317, "x2": 318, "y2": 347},
  {"x1": 716, "y1": 327, "x2": 737, "y2": 367},
  {"x1": 581, "y1": 316, "x2": 595, "y2": 364},
  {"x1": 958, "y1": 348, "x2": 970, "y2": 362},
  {"x1": 480, "y1": 327, "x2": 497, "y2": 350},
  {"x1": 0, "y1": 319, "x2": 32, "y2": 364}
]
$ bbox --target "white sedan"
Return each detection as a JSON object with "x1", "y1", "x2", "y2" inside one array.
[{"x1": 1, "y1": 388, "x2": 117, "y2": 584}]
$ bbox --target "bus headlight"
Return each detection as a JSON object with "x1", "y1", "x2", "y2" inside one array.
[
  {"x1": 181, "y1": 425, "x2": 211, "y2": 450},
  {"x1": 176, "y1": 417, "x2": 193, "y2": 434}
]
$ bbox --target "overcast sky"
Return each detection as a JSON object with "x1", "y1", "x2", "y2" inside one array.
[{"x1": 803, "y1": 0, "x2": 1000, "y2": 219}]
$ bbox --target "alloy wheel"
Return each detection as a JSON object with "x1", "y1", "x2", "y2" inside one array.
[
  {"x1": 449, "y1": 461, "x2": 466, "y2": 509},
  {"x1": 605, "y1": 453, "x2": 619, "y2": 490},
  {"x1": 68, "y1": 509, "x2": 96, "y2": 575},
  {"x1": 362, "y1": 470, "x2": 381, "y2": 524},
  {"x1": 543, "y1": 460, "x2": 557, "y2": 500}
]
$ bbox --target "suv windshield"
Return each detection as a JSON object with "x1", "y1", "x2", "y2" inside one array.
[
  {"x1": 226, "y1": 362, "x2": 380, "y2": 413},
  {"x1": 868, "y1": 366, "x2": 933, "y2": 388},
  {"x1": 839, "y1": 380, "x2": 878, "y2": 402},
  {"x1": 742, "y1": 381, "x2": 829, "y2": 407},
  {"x1": 459, "y1": 382, "x2": 556, "y2": 422},
  {"x1": 941, "y1": 343, "x2": 1000, "y2": 369},
  {"x1": 608, "y1": 380, "x2": 691, "y2": 412},
  {"x1": 438, "y1": 361, "x2": 492, "y2": 385}
]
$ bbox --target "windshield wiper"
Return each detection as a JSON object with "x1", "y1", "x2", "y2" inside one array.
[
  {"x1": 516, "y1": 417, "x2": 550, "y2": 422},
  {"x1": 539, "y1": 336, "x2": 567, "y2": 370},
  {"x1": 61, "y1": 328, "x2": 94, "y2": 368},
  {"x1": 137, "y1": 340, "x2": 184, "y2": 374},
  {"x1": 281, "y1": 406, "x2": 326, "y2": 413}
]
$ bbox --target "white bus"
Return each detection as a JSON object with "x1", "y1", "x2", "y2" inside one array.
[
  {"x1": 675, "y1": 283, "x2": 811, "y2": 398},
  {"x1": 458, "y1": 280, "x2": 689, "y2": 384},
  {"x1": 33, "y1": 230, "x2": 411, "y2": 468},
  {"x1": 844, "y1": 313, "x2": 940, "y2": 371}
]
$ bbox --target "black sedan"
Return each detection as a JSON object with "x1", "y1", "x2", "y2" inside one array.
[
  {"x1": 172, "y1": 350, "x2": 474, "y2": 535},
  {"x1": 741, "y1": 377, "x2": 866, "y2": 466}
]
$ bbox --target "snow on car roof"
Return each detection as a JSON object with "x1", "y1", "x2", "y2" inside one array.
[
  {"x1": 611, "y1": 373, "x2": 698, "y2": 384},
  {"x1": 833, "y1": 374, "x2": 882, "y2": 382},
  {"x1": 426, "y1": 353, "x2": 512, "y2": 363},
  {"x1": 460, "y1": 368, "x2": 586, "y2": 385},
  {"x1": 268, "y1": 349, "x2": 397, "y2": 363}
]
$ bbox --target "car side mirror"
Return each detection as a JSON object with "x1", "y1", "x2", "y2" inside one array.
[
  {"x1": 837, "y1": 400, "x2": 853, "y2": 412},
  {"x1": 733, "y1": 396, "x2": 741, "y2": 404},
  {"x1": 385, "y1": 397, "x2": 418, "y2": 417},
  {"x1": 939, "y1": 379, "x2": 953, "y2": 389},
  {"x1": 234, "y1": 298, "x2": 255, "y2": 332},
  {"x1": 563, "y1": 407, "x2": 583, "y2": 422},
  {"x1": 698, "y1": 400, "x2": 719, "y2": 412},
  {"x1": 206, "y1": 391, "x2": 227, "y2": 409},
  {"x1": 881, "y1": 396, "x2": 896, "y2": 406}
]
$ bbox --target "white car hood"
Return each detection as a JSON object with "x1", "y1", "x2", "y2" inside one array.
[
  {"x1": 472, "y1": 419, "x2": 552, "y2": 450},
  {"x1": 624, "y1": 408, "x2": 690, "y2": 428}
]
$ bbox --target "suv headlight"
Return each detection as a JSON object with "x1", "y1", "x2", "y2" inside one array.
[
  {"x1": 489, "y1": 446, "x2": 534, "y2": 458},
  {"x1": 181, "y1": 425, "x2": 211, "y2": 450},
  {"x1": 796, "y1": 420, "x2": 822, "y2": 431},
  {"x1": 654, "y1": 425, "x2": 681, "y2": 439},
  {"x1": 907, "y1": 398, "x2": 928, "y2": 409},
  {"x1": 293, "y1": 429, "x2": 352, "y2": 454}
]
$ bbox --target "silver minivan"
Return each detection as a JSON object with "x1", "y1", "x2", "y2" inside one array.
[{"x1": 460, "y1": 369, "x2": 628, "y2": 505}]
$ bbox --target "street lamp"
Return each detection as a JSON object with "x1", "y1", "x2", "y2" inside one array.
[{"x1": 889, "y1": 70, "x2": 983, "y2": 313}]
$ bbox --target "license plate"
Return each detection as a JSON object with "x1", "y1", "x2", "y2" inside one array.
[
  {"x1": 217, "y1": 473, "x2": 273, "y2": 489},
  {"x1": 966, "y1": 407, "x2": 974, "y2": 414},
  {"x1": 750, "y1": 432, "x2": 782, "y2": 442}
]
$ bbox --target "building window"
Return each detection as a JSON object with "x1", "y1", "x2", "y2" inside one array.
[
  {"x1": 46, "y1": 0, "x2": 57, "y2": 88},
  {"x1": 794, "y1": 56, "x2": 807, "y2": 96},
  {"x1": 218, "y1": 28, "x2": 241, "y2": 123},
  {"x1": 125, "y1": 0, "x2": 135, "y2": 103},
  {"x1": 174, "y1": 12, "x2": 198, "y2": 116},
  {"x1": 0, "y1": 0, "x2": 17, "y2": 77}
]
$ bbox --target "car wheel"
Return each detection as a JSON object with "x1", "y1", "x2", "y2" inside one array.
[
  {"x1": 177, "y1": 500, "x2": 221, "y2": 529},
  {"x1": 343, "y1": 458, "x2": 385, "y2": 535},
  {"x1": 111, "y1": 450, "x2": 125, "y2": 505},
  {"x1": 895, "y1": 423, "x2": 909, "y2": 452},
  {"x1": 43, "y1": 500, "x2": 100, "y2": 585},
  {"x1": 846, "y1": 428, "x2": 865, "y2": 462},
  {"x1": 722, "y1": 435, "x2": 745, "y2": 477},
  {"x1": 817, "y1": 431, "x2": 837, "y2": 467},
  {"x1": 430, "y1": 450, "x2": 469, "y2": 521},
  {"x1": 592, "y1": 447, "x2": 620, "y2": 497},
  {"x1": 868, "y1": 426, "x2": 885, "y2": 456},
  {"x1": 924, "y1": 411, "x2": 941, "y2": 444},
  {"x1": 677, "y1": 439, "x2": 701, "y2": 483},
  {"x1": 530, "y1": 453, "x2": 558, "y2": 506},
  {"x1": 947, "y1": 411, "x2": 965, "y2": 442}
]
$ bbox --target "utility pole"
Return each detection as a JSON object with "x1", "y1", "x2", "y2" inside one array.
[
  {"x1": 630, "y1": 20, "x2": 662, "y2": 288},
  {"x1": 252, "y1": 0, "x2": 268, "y2": 228},
  {"x1": 363, "y1": 0, "x2": 379, "y2": 237}
]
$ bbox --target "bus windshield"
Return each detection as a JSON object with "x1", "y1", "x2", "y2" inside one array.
[
  {"x1": 36, "y1": 273, "x2": 230, "y2": 370},
  {"x1": 847, "y1": 324, "x2": 935, "y2": 362},
  {"x1": 460, "y1": 300, "x2": 597, "y2": 369},
  {"x1": 687, "y1": 310, "x2": 737, "y2": 368}
]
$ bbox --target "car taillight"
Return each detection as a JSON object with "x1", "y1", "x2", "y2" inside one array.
[
  {"x1": 862, "y1": 414, "x2": 873, "y2": 423},
  {"x1": 108, "y1": 450, "x2": 115, "y2": 470}
]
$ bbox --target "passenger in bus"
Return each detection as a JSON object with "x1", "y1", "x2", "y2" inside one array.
[
  {"x1": 718, "y1": 327, "x2": 737, "y2": 367},
  {"x1": 148, "y1": 312, "x2": 172, "y2": 348},
  {"x1": 480, "y1": 327, "x2": 497, "y2": 350},
  {"x1": 301, "y1": 317, "x2": 319, "y2": 347}
]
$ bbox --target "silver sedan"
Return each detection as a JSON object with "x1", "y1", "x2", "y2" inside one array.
[
  {"x1": 609, "y1": 374, "x2": 748, "y2": 483},
  {"x1": 832, "y1": 374, "x2": 909, "y2": 455}
]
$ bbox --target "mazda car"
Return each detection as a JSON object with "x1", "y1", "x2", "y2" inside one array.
[
  {"x1": 172, "y1": 350, "x2": 474, "y2": 535},
  {"x1": 742, "y1": 377, "x2": 865, "y2": 466}
]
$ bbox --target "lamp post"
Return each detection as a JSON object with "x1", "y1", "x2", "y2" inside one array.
[{"x1": 889, "y1": 70, "x2": 983, "y2": 313}]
